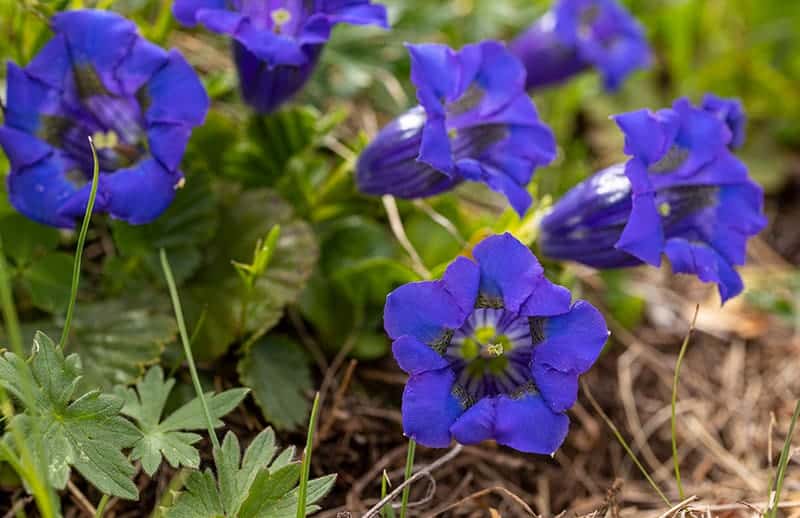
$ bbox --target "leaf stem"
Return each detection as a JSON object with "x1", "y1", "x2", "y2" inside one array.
[
  {"x1": 59, "y1": 137, "x2": 100, "y2": 349},
  {"x1": 768, "y1": 398, "x2": 800, "y2": 518},
  {"x1": 94, "y1": 494, "x2": 110, "y2": 518},
  {"x1": 160, "y1": 248, "x2": 221, "y2": 451},
  {"x1": 582, "y1": 379, "x2": 671, "y2": 507},
  {"x1": 671, "y1": 304, "x2": 699, "y2": 500},
  {"x1": 296, "y1": 391, "x2": 321, "y2": 518},
  {"x1": 399, "y1": 438, "x2": 416, "y2": 518}
]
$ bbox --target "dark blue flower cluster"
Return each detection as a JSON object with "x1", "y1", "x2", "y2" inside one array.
[
  {"x1": 0, "y1": 10, "x2": 208, "y2": 228},
  {"x1": 510, "y1": 0, "x2": 651, "y2": 91},
  {"x1": 541, "y1": 97, "x2": 765, "y2": 302},
  {"x1": 385, "y1": 233, "x2": 609, "y2": 452},
  {"x1": 356, "y1": 41, "x2": 557, "y2": 216},
  {"x1": 174, "y1": 0, "x2": 388, "y2": 113}
]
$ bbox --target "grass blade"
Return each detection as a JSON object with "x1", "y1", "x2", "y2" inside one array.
[
  {"x1": 297, "y1": 391, "x2": 321, "y2": 518},
  {"x1": 671, "y1": 304, "x2": 699, "y2": 499}
]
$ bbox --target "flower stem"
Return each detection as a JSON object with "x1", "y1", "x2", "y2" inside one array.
[
  {"x1": 296, "y1": 392, "x2": 321, "y2": 518},
  {"x1": 59, "y1": 136, "x2": 100, "y2": 350},
  {"x1": 670, "y1": 304, "x2": 699, "y2": 500},
  {"x1": 160, "y1": 248, "x2": 221, "y2": 451},
  {"x1": 399, "y1": 438, "x2": 416, "y2": 518}
]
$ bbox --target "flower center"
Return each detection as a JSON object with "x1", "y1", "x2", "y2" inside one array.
[
  {"x1": 38, "y1": 66, "x2": 148, "y2": 183},
  {"x1": 445, "y1": 308, "x2": 543, "y2": 403},
  {"x1": 270, "y1": 7, "x2": 292, "y2": 33}
]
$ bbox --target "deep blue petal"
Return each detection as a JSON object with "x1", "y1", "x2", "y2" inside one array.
[
  {"x1": 7, "y1": 155, "x2": 80, "y2": 228},
  {"x1": 233, "y1": 42, "x2": 321, "y2": 114},
  {"x1": 402, "y1": 369, "x2": 462, "y2": 448},
  {"x1": 615, "y1": 188, "x2": 663, "y2": 266},
  {"x1": 148, "y1": 123, "x2": 192, "y2": 171},
  {"x1": 0, "y1": 127, "x2": 53, "y2": 171},
  {"x1": 172, "y1": 0, "x2": 226, "y2": 26},
  {"x1": 702, "y1": 94, "x2": 746, "y2": 149},
  {"x1": 116, "y1": 37, "x2": 169, "y2": 96},
  {"x1": 384, "y1": 281, "x2": 468, "y2": 343},
  {"x1": 392, "y1": 336, "x2": 450, "y2": 376},
  {"x1": 450, "y1": 397, "x2": 497, "y2": 445},
  {"x1": 52, "y1": 10, "x2": 138, "y2": 95},
  {"x1": 519, "y1": 277, "x2": 572, "y2": 317},
  {"x1": 144, "y1": 50, "x2": 208, "y2": 127},
  {"x1": 664, "y1": 238, "x2": 744, "y2": 303},
  {"x1": 441, "y1": 256, "x2": 480, "y2": 318},
  {"x1": 472, "y1": 233, "x2": 544, "y2": 312},
  {"x1": 92, "y1": 159, "x2": 179, "y2": 225},
  {"x1": 533, "y1": 300, "x2": 608, "y2": 374},
  {"x1": 531, "y1": 364, "x2": 579, "y2": 413},
  {"x1": 494, "y1": 393, "x2": 569, "y2": 454}
]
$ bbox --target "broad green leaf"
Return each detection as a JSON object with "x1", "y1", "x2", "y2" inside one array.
[
  {"x1": 67, "y1": 297, "x2": 177, "y2": 390},
  {"x1": 185, "y1": 188, "x2": 318, "y2": 360},
  {"x1": 111, "y1": 174, "x2": 218, "y2": 284},
  {"x1": 118, "y1": 366, "x2": 249, "y2": 476},
  {"x1": 0, "y1": 332, "x2": 140, "y2": 499},
  {"x1": 19, "y1": 252, "x2": 73, "y2": 313},
  {"x1": 0, "y1": 213, "x2": 60, "y2": 266},
  {"x1": 237, "y1": 336, "x2": 312, "y2": 431},
  {"x1": 167, "y1": 428, "x2": 335, "y2": 518}
]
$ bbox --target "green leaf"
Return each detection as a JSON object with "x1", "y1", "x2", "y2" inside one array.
[
  {"x1": 237, "y1": 336, "x2": 312, "y2": 431},
  {"x1": 67, "y1": 297, "x2": 178, "y2": 390},
  {"x1": 185, "y1": 188, "x2": 318, "y2": 360},
  {"x1": 166, "y1": 428, "x2": 334, "y2": 518},
  {"x1": 19, "y1": 252, "x2": 73, "y2": 313},
  {"x1": 111, "y1": 173, "x2": 218, "y2": 284},
  {"x1": 118, "y1": 366, "x2": 249, "y2": 476},
  {"x1": 0, "y1": 332, "x2": 140, "y2": 499},
  {"x1": 0, "y1": 213, "x2": 60, "y2": 266}
]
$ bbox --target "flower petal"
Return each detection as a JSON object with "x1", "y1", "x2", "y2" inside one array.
[
  {"x1": 494, "y1": 393, "x2": 569, "y2": 454},
  {"x1": 384, "y1": 281, "x2": 467, "y2": 343},
  {"x1": 7, "y1": 155, "x2": 80, "y2": 228},
  {"x1": 531, "y1": 364, "x2": 578, "y2": 413},
  {"x1": 143, "y1": 50, "x2": 209, "y2": 127},
  {"x1": 472, "y1": 233, "x2": 543, "y2": 312},
  {"x1": 533, "y1": 300, "x2": 609, "y2": 374},
  {"x1": 402, "y1": 369, "x2": 462, "y2": 448},
  {"x1": 99, "y1": 159, "x2": 180, "y2": 225},
  {"x1": 173, "y1": 0, "x2": 227, "y2": 26},
  {"x1": 392, "y1": 335, "x2": 449, "y2": 376},
  {"x1": 450, "y1": 397, "x2": 497, "y2": 445},
  {"x1": 664, "y1": 238, "x2": 744, "y2": 303}
]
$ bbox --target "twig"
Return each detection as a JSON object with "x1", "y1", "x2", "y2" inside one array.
[
  {"x1": 423, "y1": 486, "x2": 537, "y2": 517},
  {"x1": 382, "y1": 195, "x2": 430, "y2": 279},
  {"x1": 363, "y1": 444, "x2": 464, "y2": 518},
  {"x1": 67, "y1": 480, "x2": 97, "y2": 516},
  {"x1": 2, "y1": 495, "x2": 32, "y2": 518},
  {"x1": 657, "y1": 495, "x2": 697, "y2": 518}
]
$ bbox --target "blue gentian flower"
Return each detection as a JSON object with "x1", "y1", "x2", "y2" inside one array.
[
  {"x1": 357, "y1": 41, "x2": 557, "y2": 216},
  {"x1": 540, "y1": 97, "x2": 766, "y2": 303},
  {"x1": 0, "y1": 9, "x2": 208, "y2": 228},
  {"x1": 510, "y1": 0, "x2": 651, "y2": 91},
  {"x1": 173, "y1": 0, "x2": 388, "y2": 113},
  {"x1": 385, "y1": 233, "x2": 608, "y2": 453}
]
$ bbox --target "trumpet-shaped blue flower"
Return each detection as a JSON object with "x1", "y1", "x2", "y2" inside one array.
[
  {"x1": 0, "y1": 9, "x2": 208, "y2": 228},
  {"x1": 357, "y1": 41, "x2": 557, "y2": 216},
  {"x1": 510, "y1": 0, "x2": 651, "y2": 91},
  {"x1": 174, "y1": 0, "x2": 388, "y2": 113},
  {"x1": 385, "y1": 233, "x2": 608, "y2": 453},
  {"x1": 540, "y1": 97, "x2": 766, "y2": 303}
]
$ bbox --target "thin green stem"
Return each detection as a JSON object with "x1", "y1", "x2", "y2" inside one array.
[
  {"x1": 0, "y1": 236, "x2": 24, "y2": 356},
  {"x1": 582, "y1": 380, "x2": 671, "y2": 507},
  {"x1": 160, "y1": 248, "x2": 220, "y2": 451},
  {"x1": 380, "y1": 471, "x2": 396, "y2": 518},
  {"x1": 93, "y1": 494, "x2": 110, "y2": 518},
  {"x1": 399, "y1": 438, "x2": 416, "y2": 518},
  {"x1": 670, "y1": 304, "x2": 699, "y2": 500},
  {"x1": 59, "y1": 137, "x2": 100, "y2": 349},
  {"x1": 768, "y1": 398, "x2": 800, "y2": 518},
  {"x1": 296, "y1": 392, "x2": 321, "y2": 518}
]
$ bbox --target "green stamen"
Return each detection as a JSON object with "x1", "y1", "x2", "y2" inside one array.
[
  {"x1": 271, "y1": 8, "x2": 292, "y2": 32},
  {"x1": 658, "y1": 201, "x2": 671, "y2": 217}
]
